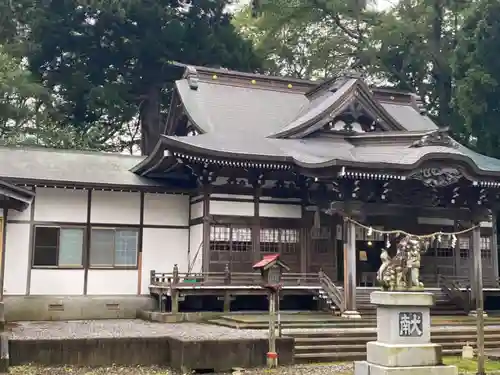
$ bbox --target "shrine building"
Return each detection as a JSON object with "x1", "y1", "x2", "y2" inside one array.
[{"x1": 0, "y1": 64, "x2": 499, "y2": 320}]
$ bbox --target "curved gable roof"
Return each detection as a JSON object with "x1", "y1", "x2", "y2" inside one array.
[{"x1": 135, "y1": 65, "x2": 500, "y2": 180}]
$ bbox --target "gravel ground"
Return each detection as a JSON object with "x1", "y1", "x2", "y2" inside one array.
[
  {"x1": 9, "y1": 363, "x2": 354, "y2": 375},
  {"x1": 9, "y1": 319, "x2": 266, "y2": 341}
]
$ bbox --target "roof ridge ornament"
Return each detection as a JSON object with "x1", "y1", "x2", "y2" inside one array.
[
  {"x1": 339, "y1": 69, "x2": 364, "y2": 80},
  {"x1": 183, "y1": 66, "x2": 199, "y2": 90},
  {"x1": 410, "y1": 129, "x2": 459, "y2": 149}
]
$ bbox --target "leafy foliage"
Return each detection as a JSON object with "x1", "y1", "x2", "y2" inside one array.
[
  {"x1": 235, "y1": 0, "x2": 374, "y2": 79},
  {"x1": 453, "y1": 0, "x2": 500, "y2": 157},
  {"x1": 2, "y1": 0, "x2": 261, "y2": 153}
]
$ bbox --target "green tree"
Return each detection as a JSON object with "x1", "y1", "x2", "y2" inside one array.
[
  {"x1": 453, "y1": 0, "x2": 500, "y2": 157},
  {"x1": 0, "y1": 44, "x2": 99, "y2": 149},
  {"x1": 9, "y1": 0, "x2": 261, "y2": 154},
  {"x1": 234, "y1": 3, "x2": 359, "y2": 79},
  {"x1": 239, "y1": 0, "x2": 471, "y2": 128},
  {"x1": 367, "y1": 0, "x2": 470, "y2": 127}
]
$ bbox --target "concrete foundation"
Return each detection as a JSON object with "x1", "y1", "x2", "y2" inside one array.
[
  {"x1": 4, "y1": 295, "x2": 155, "y2": 321},
  {"x1": 355, "y1": 291, "x2": 457, "y2": 375}
]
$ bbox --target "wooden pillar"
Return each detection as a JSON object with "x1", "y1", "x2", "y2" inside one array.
[
  {"x1": 472, "y1": 220, "x2": 486, "y2": 375},
  {"x1": 300, "y1": 205, "x2": 307, "y2": 275},
  {"x1": 492, "y1": 212, "x2": 499, "y2": 284},
  {"x1": 171, "y1": 264, "x2": 180, "y2": 314},
  {"x1": 453, "y1": 221, "x2": 460, "y2": 277},
  {"x1": 0, "y1": 208, "x2": 7, "y2": 302},
  {"x1": 469, "y1": 228, "x2": 477, "y2": 305},
  {"x1": 252, "y1": 185, "x2": 262, "y2": 263},
  {"x1": 202, "y1": 186, "x2": 211, "y2": 273},
  {"x1": 342, "y1": 217, "x2": 361, "y2": 319}
]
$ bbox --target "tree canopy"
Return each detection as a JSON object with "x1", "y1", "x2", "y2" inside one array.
[
  {"x1": 1, "y1": 0, "x2": 261, "y2": 153},
  {"x1": 240, "y1": 0, "x2": 500, "y2": 157}
]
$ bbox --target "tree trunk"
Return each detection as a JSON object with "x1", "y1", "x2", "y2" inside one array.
[{"x1": 140, "y1": 85, "x2": 162, "y2": 156}]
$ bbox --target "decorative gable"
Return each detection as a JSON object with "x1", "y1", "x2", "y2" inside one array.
[
  {"x1": 271, "y1": 75, "x2": 404, "y2": 139},
  {"x1": 322, "y1": 100, "x2": 387, "y2": 133}
]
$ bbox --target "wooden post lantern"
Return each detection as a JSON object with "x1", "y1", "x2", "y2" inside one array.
[{"x1": 253, "y1": 254, "x2": 290, "y2": 291}]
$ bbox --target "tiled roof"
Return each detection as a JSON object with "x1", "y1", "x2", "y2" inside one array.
[{"x1": 0, "y1": 147, "x2": 170, "y2": 187}]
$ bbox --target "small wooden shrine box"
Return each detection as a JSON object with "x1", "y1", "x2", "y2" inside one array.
[{"x1": 252, "y1": 254, "x2": 290, "y2": 291}]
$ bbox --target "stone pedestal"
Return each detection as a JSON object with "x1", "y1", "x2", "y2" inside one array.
[
  {"x1": 341, "y1": 310, "x2": 362, "y2": 319},
  {"x1": 355, "y1": 292, "x2": 457, "y2": 375},
  {"x1": 468, "y1": 310, "x2": 488, "y2": 318}
]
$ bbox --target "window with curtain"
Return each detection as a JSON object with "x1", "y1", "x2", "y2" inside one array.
[
  {"x1": 89, "y1": 228, "x2": 139, "y2": 267},
  {"x1": 32, "y1": 226, "x2": 84, "y2": 267}
]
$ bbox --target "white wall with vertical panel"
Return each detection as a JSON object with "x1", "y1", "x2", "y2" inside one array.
[
  {"x1": 86, "y1": 270, "x2": 138, "y2": 295},
  {"x1": 3, "y1": 223, "x2": 30, "y2": 295},
  {"x1": 143, "y1": 194, "x2": 189, "y2": 226},
  {"x1": 30, "y1": 270, "x2": 84, "y2": 295},
  {"x1": 141, "y1": 227, "x2": 189, "y2": 294},
  {"x1": 34, "y1": 188, "x2": 87, "y2": 223},
  {"x1": 90, "y1": 191, "x2": 140, "y2": 224},
  {"x1": 189, "y1": 224, "x2": 203, "y2": 274}
]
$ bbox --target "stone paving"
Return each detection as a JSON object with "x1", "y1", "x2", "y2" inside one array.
[{"x1": 8, "y1": 319, "x2": 267, "y2": 341}]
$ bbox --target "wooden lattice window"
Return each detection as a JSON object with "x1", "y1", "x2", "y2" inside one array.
[
  {"x1": 459, "y1": 237, "x2": 470, "y2": 258},
  {"x1": 481, "y1": 236, "x2": 492, "y2": 259},
  {"x1": 210, "y1": 225, "x2": 251, "y2": 253},
  {"x1": 232, "y1": 228, "x2": 252, "y2": 252},
  {"x1": 260, "y1": 228, "x2": 299, "y2": 254}
]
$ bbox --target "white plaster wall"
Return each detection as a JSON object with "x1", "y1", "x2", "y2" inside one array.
[
  {"x1": 143, "y1": 194, "x2": 189, "y2": 226},
  {"x1": 34, "y1": 188, "x2": 87, "y2": 223},
  {"x1": 3, "y1": 223, "x2": 30, "y2": 295},
  {"x1": 190, "y1": 201, "x2": 204, "y2": 219},
  {"x1": 259, "y1": 203, "x2": 301, "y2": 218},
  {"x1": 91, "y1": 191, "x2": 140, "y2": 224},
  {"x1": 87, "y1": 270, "x2": 138, "y2": 295},
  {"x1": 210, "y1": 200, "x2": 254, "y2": 216},
  {"x1": 7, "y1": 204, "x2": 31, "y2": 221},
  {"x1": 141, "y1": 228, "x2": 189, "y2": 294},
  {"x1": 189, "y1": 224, "x2": 203, "y2": 274},
  {"x1": 30, "y1": 270, "x2": 84, "y2": 295}
]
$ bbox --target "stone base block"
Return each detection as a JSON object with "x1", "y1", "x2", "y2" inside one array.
[
  {"x1": 468, "y1": 310, "x2": 488, "y2": 318},
  {"x1": 367, "y1": 341, "x2": 442, "y2": 367},
  {"x1": 341, "y1": 310, "x2": 362, "y2": 319},
  {"x1": 355, "y1": 361, "x2": 457, "y2": 375}
]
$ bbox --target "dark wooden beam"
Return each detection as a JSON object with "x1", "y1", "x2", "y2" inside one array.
[
  {"x1": 329, "y1": 201, "x2": 489, "y2": 222},
  {"x1": 202, "y1": 185, "x2": 211, "y2": 273}
]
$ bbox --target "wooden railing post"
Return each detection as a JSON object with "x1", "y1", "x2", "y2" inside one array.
[
  {"x1": 318, "y1": 268, "x2": 324, "y2": 282},
  {"x1": 224, "y1": 263, "x2": 231, "y2": 285},
  {"x1": 171, "y1": 264, "x2": 180, "y2": 314},
  {"x1": 223, "y1": 264, "x2": 232, "y2": 312}
]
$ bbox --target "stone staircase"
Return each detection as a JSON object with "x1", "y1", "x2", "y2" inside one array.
[
  {"x1": 209, "y1": 315, "x2": 376, "y2": 329},
  {"x1": 207, "y1": 313, "x2": 500, "y2": 363},
  {"x1": 316, "y1": 289, "x2": 340, "y2": 315},
  {"x1": 292, "y1": 326, "x2": 500, "y2": 363},
  {"x1": 354, "y1": 289, "x2": 468, "y2": 316}
]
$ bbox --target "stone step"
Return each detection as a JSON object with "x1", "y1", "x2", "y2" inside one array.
[
  {"x1": 293, "y1": 342, "x2": 500, "y2": 363},
  {"x1": 288, "y1": 328, "x2": 500, "y2": 339},
  {"x1": 293, "y1": 348, "x2": 483, "y2": 363},
  {"x1": 208, "y1": 319, "x2": 376, "y2": 329},
  {"x1": 295, "y1": 344, "x2": 367, "y2": 354},
  {"x1": 293, "y1": 334, "x2": 500, "y2": 345},
  {"x1": 295, "y1": 351, "x2": 366, "y2": 363}
]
